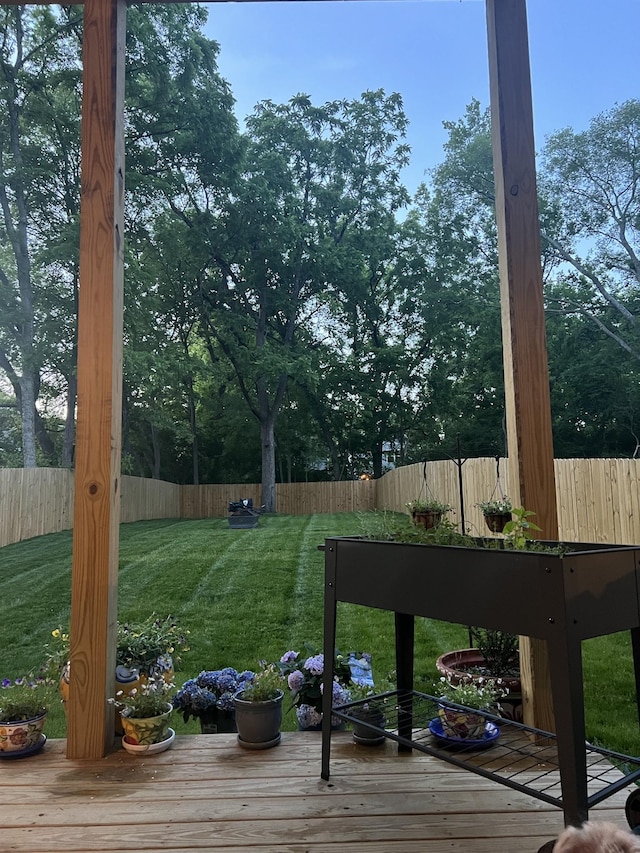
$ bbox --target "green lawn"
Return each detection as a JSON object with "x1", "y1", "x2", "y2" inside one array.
[{"x1": 1, "y1": 513, "x2": 638, "y2": 754}]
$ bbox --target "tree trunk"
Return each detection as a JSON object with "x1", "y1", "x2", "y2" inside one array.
[
  {"x1": 35, "y1": 407, "x2": 56, "y2": 463},
  {"x1": 1, "y1": 32, "x2": 38, "y2": 469},
  {"x1": 150, "y1": 422, "x2": 161, "y2": 479},
  {"x1": 20, "y1": 373, "x2": 37, "y2": 468},
  {"x1": 62, "y1": 373, "x2": 77, "y2": 468},
  {"x1": 371, "y1": 443, "x2": 383, "y2": 480},
  {"x1": 185, "y1": 377, "x2": 199, "y2": 485},
  {"x1": 260, "y1": 417, "x2": 277, "y2": 512}
]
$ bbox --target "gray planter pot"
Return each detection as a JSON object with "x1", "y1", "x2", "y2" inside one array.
[
  {"x1": 234, "y1": 689, "x2": 284, "y2": 749},
  {"x1": 351, "y1": 708, "x2": 386, "y2": 745}
]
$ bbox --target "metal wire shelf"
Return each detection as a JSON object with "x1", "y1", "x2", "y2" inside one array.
[{"x1": 333, "y1": 690, "x2": 640, "y2": 811}]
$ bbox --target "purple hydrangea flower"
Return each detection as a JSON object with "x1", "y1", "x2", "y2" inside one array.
[
  {"x1": 280, "y1": 650, "x2": 298, "y2": 665},
  {"x1": 296, "y1": 704, "x2": 322, "y2": 728},
  {"x1": 287, "y1": 670, "x2": 305, "y2": 692},
  {"x1": 304, "y1": 654, "x2": 324, "y2": 676}
]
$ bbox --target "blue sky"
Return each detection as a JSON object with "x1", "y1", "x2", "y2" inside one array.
[{"x1": 203, "y1": 0, "x2": 640, "y2": 193}]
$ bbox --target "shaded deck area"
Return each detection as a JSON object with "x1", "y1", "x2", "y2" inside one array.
[{"x1": 1, "y1": 732, "x2": 634, "y2": 853}]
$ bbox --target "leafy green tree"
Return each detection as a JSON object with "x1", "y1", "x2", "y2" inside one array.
[
  {"x1": 0, "y1": 4, "x2": 241, "y2": 474},
  {"x1": 418, "y1": 99, "x2": 640, "y2": 460},
  {"x1": 0, "y1": 5, "x2": 82, "y2": 466},
  {"x1": 542, "y1": 100, "x2": 640, "y2": 361},
  {"x1": 196, "y1": 90, "x2": 410, "y2": 507}
]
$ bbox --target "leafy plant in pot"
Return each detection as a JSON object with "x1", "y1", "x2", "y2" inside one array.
[
  {"x1": 173, "y1": 668, "x2": 255, "y2": 733},
  {"x1": 435, "y1": 676, "x2": 505, "y2": 740},
  {"x1": 114, "y1": 676, "x2": 175, "y2": 753},
  {"x1": 0, "y1": 676, "x2": 52, "y2": 757},
  {"x1": 476, "y1": 497, "x2": 513, "y2": 534},
  {"x1": 406, "y1": 499, "x2": 452, "y2": 530},
  {"x1": 279, "y1": 644, "x2": 354, "y2": 730},
  {"x1": 344, "y1": 680, "x2": 394, "y2": 746},
  {"x1": 233, "y1": 663, "x2": 285, "y2": 749},
  {"x1": 49, "y1": 614, "x2": 189, "y2": 733},
  {"x1": 436, "y1": 628, "x2": 522, "y2": 721}
]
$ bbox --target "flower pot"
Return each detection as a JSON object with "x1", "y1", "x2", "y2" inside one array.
[
  {"x1": 484, "y1": 512, "x2": 512, "y2": 533},
  {"x1": 0, "y1": 711, "x2": 47, "y2": 755},
  {"x1": 437, "y1": 704, "x2": 486, "y2": 739},
  {"x1": 352, "y1": 708, "x2": 386, "y2": 745},
  {"x1": 436, "y1": 648, "x2": 522, "y2": 722},
  {"x1": 199, "y1": 709, "x2": 237, "y2": 734},
  {"x1": 411, "y1": 510, "x2": 442, "y2": 530},
  {"x1": 234, "y1": 690, "x2": 283, "y2": 749},
  {"x1": 120, "y1": 703, "x2": 173, "y2": 746},
  {"x1": 60, "y1": 657, "x2": 174, "y2": 734},
  {"x1": 122, "y1": 727, "x2": 175, "y2": 755}
]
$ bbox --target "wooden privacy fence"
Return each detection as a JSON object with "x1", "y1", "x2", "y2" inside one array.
[
  {"x1": 1, "y1": 458, "x2": 639, "y2": 548},
  {"x1": 377, "y1": 457, "x2": 640, "y2": 545},
  {"x1": 180, "y1": 479, "x2": 376, "y2": 518}
]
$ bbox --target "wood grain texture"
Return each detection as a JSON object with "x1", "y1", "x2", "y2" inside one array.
[
  {"x1": 68, "y1": 0, "x2": 126, "y2": 759},
  {"x1": 0, "y1": 733, "x2": 633, "y2": 853},
  {"x1": 486, "y1": 0, "x2": 558, "y2": 538},
  {"x1": 486, "y1": 0, "x2": 557, "y2": 735}
]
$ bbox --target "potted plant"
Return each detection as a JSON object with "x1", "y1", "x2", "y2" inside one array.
[
  {"x1": 435, "y1": 675, "x2": 505, "y2": 740},
  {"x1": 0, "y1": 676, "x2": 52, "y2": 757},
  {"x1": 279, "y1": 645, "x2": 353, "y2": 730},
  {"x1": 173, "y1": 668, "x2": 255, "y2": 733},
  {"x1": 51, "y1": 615, "x2": 189, "y2": 730},
  {"x1": 476, "y1": 497, "x2": 513, "y2": 533},
  {"x1": 406, "y1": 499, "x2": 451, "y2": 530},
  {"x1": 116, "y1": 614, "x2": 189, "y2": 677},
  {"x1": 114, "y1": 676, "x2": 175, "y2": 753},
  {"x1": 436, "y1": 628, "x2": 522, "y2": 721},
  {"x1": 344, "y1": 680, "x2": 394, "y2": 746},
  {"x1": 233, "y1": 663, "x2": 285, "y2": 749}
]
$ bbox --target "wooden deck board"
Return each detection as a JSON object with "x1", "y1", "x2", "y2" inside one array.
[{"x1": 0, "y1": 733, "x2": 634, "y2": 853}]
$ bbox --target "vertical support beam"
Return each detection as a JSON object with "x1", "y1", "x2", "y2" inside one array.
[
  {"x1": 486, "y1": 0, "x2": 558, "y2": 733},
  {"x1": 68, "y1": 0, "x2": 126, "y2": 759}
]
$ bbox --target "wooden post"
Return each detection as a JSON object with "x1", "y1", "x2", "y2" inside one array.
[
  {"x1": 67, "y1": 0, "x2": 126, "y2": 759},
  {"x1": 486, "y1": 0, "x2": 558, "y2": 734}
]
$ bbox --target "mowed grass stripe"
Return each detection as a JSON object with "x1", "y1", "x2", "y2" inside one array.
[{"x1": 118, "y1": 520, "x2": 247, "y2": 617}]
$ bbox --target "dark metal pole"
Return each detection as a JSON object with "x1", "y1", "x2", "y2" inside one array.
[{"x1": 456, "y1": 433, "x2": 466, "y2": 534}]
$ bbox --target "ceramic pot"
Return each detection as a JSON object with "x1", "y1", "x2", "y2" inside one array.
[
  {"x1": 120, "y1": 703, "x2": 173, "y2": 746},
  {"x1": 436, "y1": 648, "x2": 522, "y2": 722},
  {"x1": 351, "y1": 708, "x2": 386, "y2": 745},
  {"x1": 60, "y1": 657, "x2": 174, "y2": 734},
  {"x1": 234, "y1": 690, "x2": 283, "y2": 749},
  {"x1": 0, "y1": 711, "x2": 47, "y2": 754},
  {"x1": 438, "y1": 704, "x2": 485, "y2": 739}
]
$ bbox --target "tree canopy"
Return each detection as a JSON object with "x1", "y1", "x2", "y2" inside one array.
[{"x1": 1, "y1": 5, "x2": 638, "y2": 496}]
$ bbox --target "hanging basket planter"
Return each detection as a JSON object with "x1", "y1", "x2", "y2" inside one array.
[
  {"x1": 411, "y1": 510, "x2": 443, "y2": 530},
  {"x1": 406, "y1": 498, "x2": 451, "y2": 531},
  {"x1": 483, "y1": 512, "x2": 512, "y2": 533}
]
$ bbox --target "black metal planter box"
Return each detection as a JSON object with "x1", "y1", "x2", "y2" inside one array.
[
  {"x1": 228, "y1": 513, "x2": 259, "y2": 529},
  {"x1": 320, "y1": 535, "x2": 640, "y2": 828}
]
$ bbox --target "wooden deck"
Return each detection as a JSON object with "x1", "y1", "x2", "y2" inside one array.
[{"x1": 0, "y1": 732, "x2": 634, "y2": 853}]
